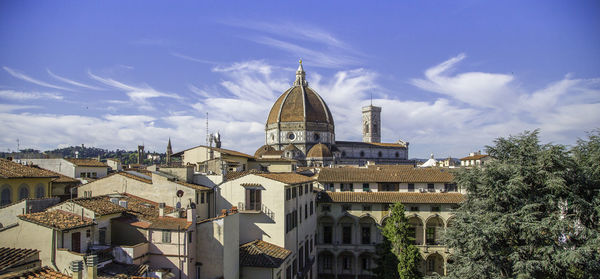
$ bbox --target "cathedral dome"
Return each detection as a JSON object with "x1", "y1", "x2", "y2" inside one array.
[
  {"x1": 266, "y1": 62, "x2": 334, "y2": 126},
  {"x1": 307, "y1": 143, "x2": 332, "y2": 158}
]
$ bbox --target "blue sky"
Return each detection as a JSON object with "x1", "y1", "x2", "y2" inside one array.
[{"x1": 1, "y1": 1, "x2": 599, "y2": 158}]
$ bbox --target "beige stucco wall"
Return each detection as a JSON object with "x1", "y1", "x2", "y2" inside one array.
[{"x1": 196, "y1": 213, "x2": 239, "y2": 279}]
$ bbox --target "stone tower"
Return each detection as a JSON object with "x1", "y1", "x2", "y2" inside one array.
[
  {"x1": 137, "y1": 145, "x2": 144, "y2": 164},
  {"x1": 362, "y1": 105, "x2": 381, "y2": 143},
  {"x1": 166, "y1": 138, "x2": 172, "y2": 164}
]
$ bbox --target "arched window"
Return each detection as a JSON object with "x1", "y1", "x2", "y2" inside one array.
[
  {"x1": 313, "y1": 133, "x2": 320, "y2": 142},
  {"x1": 1, "y1": 187, "x2": 11, "y2": 206},
  {"x1": 395, "y1": 152, "x2": 399, "y2": 158},
  {"x1": 360, "y1": 151, "x2": 365, "y2": 157},
  {"x1": 18, "y1": 185, "x2": 30, "y2": 200},
  {"x1": 341, "y1": 151, "x2": 346, "y2": 157},
  {"x1": 35, "y1": 184, "x2": 45, "y2": 198},
  {"x1": 378, "y1": 151, "x2": 382, "y2": 158}
]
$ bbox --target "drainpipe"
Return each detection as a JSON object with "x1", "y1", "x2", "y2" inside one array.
[{"x1": 51, "y1": 229, "x2": 59, "y2": 271}]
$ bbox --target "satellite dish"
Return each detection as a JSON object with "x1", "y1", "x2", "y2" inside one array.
[{"x1": 176, "y1": 190, "x2": 184, "y2": 197}]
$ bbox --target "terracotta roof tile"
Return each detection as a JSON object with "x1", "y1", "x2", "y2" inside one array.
[
  {"x1": 255, "y1": 173, "x2": 314, "y2": 184},
  {"x1": 460, "y1": 154, "x2": 489, "y2": 160},
  {"x1": 146, "y1": 217, "x2": 192, "y2": 231},
  {"x1": 117, "y1": 172, "x2": 152, "y2": 184},
  {"x1": 239, "y1": 240, "x2": 291, "y2": 268},
  {"x1": 64, "y1": 158, "x2": 108, "y2": 167},
  {"x1": 69, "y1": 196, "x2": 126, "y2": 216},
  {"x1": 317, "y1": 167, "x2": 454, "y2": 183},
  {"x1": 174, "y1": 181, "x2": 210, "y2": 191},
  {"x1": 0, "y1": 247, "x2": 39, "y2": 272},
  {"x1": 306, "y1": 143, "x2": 332, "y2": 158},
  {"x1": 98, "y1": 262, "x2": 149, "y2": 278},
  {"x1": 317, "y1": 191, "x2": 465, "y2": 204},
  {"x1": 0, "y1": 159, "x2": 59, "y2": 179},
  {"x1": 225, "y1": 169, "x2": 265, "y2": 181},
  {"x1": 19, "y1": 210, "x2": 94, "y2": 231},
  {"x1": 3, "y1": 267, "x2": 70, "y2": 279}
]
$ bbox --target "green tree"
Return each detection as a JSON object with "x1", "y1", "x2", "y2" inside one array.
[
  {"x1": 376, "y1": 202, "x2": 422, "y2": 279},
  {"x1": 445, "y1": 130, "x2": 600, "y2": 279},
  {"x1": 372, "y1": 237, "x2": 400, "y2": 279}
]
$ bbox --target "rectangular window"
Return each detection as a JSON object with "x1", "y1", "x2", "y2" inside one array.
[
  {"x1": 286, "y1": 265, "x2": 291, "y2": 279},
  {"x1": 323, "y1": 254, "x2": 332, "y2": 269},
  {"x1": 299, "y1": 208, "x2": 302, "y2": 223},
  {"x1": 342, "y1": 225, "x2": 352, "y2": 244},
  {"x1": 383, "y1": 204, "x2": 390, "y2": 211},
  {"x1": 343, "y1": 256, "x2": 351, "y2": 270},
  {"x1": 294, "y1": 210, "x2": 298, "y2": 228},
  {"x1": 342, "y1": 204, "x2": 351, "y2": 212},
  {"x1": 408, "y1": 183, "x2": 415, "y2": 192},
  {"x1": 304, "y1": 242, "x2": 309, "y2": 268},
  {"x1": 361, "y1": 226, "x2": 371, "y2": 244},
  {"x1": 426, "y1": 227, "x2": 436, "y2": 244},
  {"x1": 305, "y1": 204, "x2": 308, "y2": 219},
  {"x1": 299, "y1": 185, "x2": 303, "y2": 196},
  {"x1": 431, "y1": 206, "x2": 441, "y2": 212},
  {"x1": 162, "y1": 231, "x2": 171, "y2": 243},
  {"x1": 445, "y1": 183, "x2": 457, "y2": 192},
  {"x1": 293, "y1": 258, "x2": 297, "y2": 276},
  {"x1": 341, "y1": 183, "x2": 353, "y2": 192},
  {"x1": 362, "y1": 183, "x2": 370, "y2": 192},
  {"x1": 380, "y1": 183, "x2": 399, "y2": 191},
  {"x1": 323, "y1": 226, "x2": 332, "y2": 244},
  {"x1": 245, "y1": 189, "x2": 261, "y2": 211},
  {"x1": 188, "y1": 231, "x2": 193, "y2": 243},
  {"x1": 286, "y1": 188, "x2": 291, "y2": 200},
  {"x1": 98, "y1": 227, "x2": 107, "y2": 244},
  {"x1": 80, "y1": 172, "x2": 86, "y2": 178},
  {"x1": 86, "y1": 229, "x2": 91, "y2": 238},
  {"x1": 327, "y1": 183, "x2": 334, "y2": 191},
  {"x1": 292, "y1": 187, "x2": 297, "y2": 198},
  {"x1": 322, "y1": 204, "x2": 330, "y2": 212},
  {"x1": 201, "y1": 192, "x2": 205, "y2": 204},
  {"x1": 428, "y1": 183, "x2": 435, "y2": 192},
  {"x1": 310, "y1": 201, "x2": 314, "y2": 215},
  {"x1": 361, "y1": 257, "x2": 370, "y2": 271},
  {"x1": 305, "y1": 184, "x2": 309, "y2": 194},
  {"x1": 362, "y1": 205, "x2": 371, "y2": 212},
  {"x1": 310, "y1": 237, "x2": 313, "y2": 252},
  {"x1": 410, "y1": 206, "x2": 419, "y2": 212},
  {"x1": 92, "y1": 172, "x2": 97, "y2": 178},
  {"x1": 299, "y1": 246, "x2": 304, "y2": 269}
]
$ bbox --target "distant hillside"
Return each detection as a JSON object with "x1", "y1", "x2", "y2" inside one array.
[{"x1": 1, "y1": 145, "x2": 165, "y2": 165}]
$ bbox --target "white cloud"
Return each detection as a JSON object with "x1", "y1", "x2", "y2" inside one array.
[
  {"x1": 411, "y1": 54, "x2": 515, "y2": 108},
  {"x1": 88, "y1": 71, "x2": 182, "y2": 110},
  {"x1": 3, "y1": 66, "x2": 74, "y2": 91},
  {"x1": 0, "y1": 90, "x2": 63, "y2": 100},
  {"x1": 47, "y1": 69, "x2": 103, "y2": 90}
]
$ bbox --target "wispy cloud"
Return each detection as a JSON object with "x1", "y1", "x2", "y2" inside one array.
[
  {"x1": 170, "y1": 52, "x2": 218, "y2": 64},
  {"x1": 0, "y1": 90, "x2": 63, "y2": 100},
  {"x1": 3, "y1": 66, "x2": 74, "y2": 91},
  {"x1": 222, "y1": 20, "x2": 362, "y2": 68},
  {"x1": 0, "y1": 104, "x2": 40, "y2": 113},
  {"x1": 47, "y1": 69, "x2": 104, "y2": 90},
  {"x1": 87, "y1": 71, "x2": 182, "y2": 110}
]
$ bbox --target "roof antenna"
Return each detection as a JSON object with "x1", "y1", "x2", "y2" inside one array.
[{"x1": 370, "y1": 92, "x2": 373, "y2": 106}]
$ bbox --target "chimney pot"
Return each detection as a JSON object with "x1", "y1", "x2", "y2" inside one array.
[
  {"x1": 86, "y1": 255, "x2": 98, "y2": 279},
  {"x1": 70, "y1": 260, "x2": 83, "y2": 279}
]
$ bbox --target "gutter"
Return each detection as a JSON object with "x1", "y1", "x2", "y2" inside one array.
[{"x1": 51, "y1": 229, "x2": 59, "y2": 271}]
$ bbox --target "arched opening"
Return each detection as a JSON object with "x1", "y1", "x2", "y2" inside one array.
[
  {"x1": 1, "y1": 186, "x2": 11, "y2": 206},
  {"x1": 425, "y1": 216, "x2": 444, "y2": 245},
  {"x1": 338, "y1": 215, "x2": 355, "y2": 245},
  {"x1": 395, "y1": 152, "x2": 399, "y2": 158},
  {"x1": 18, "y1": 184, "x2": 29, "y2": 201},
  {"x1": 425, "y1": 253, "x2": 445, "y2": 276},
  {"x1": 337, "y1": 251, "x2": 355, "y2": 276},
  {"x1": 359, "y1": 151, "x2": 365, "y2": 157},
  {"x1": 319, "y1": 216, "x2": 335, "y2": 244},
  {"x1": 341, "y1": 151, "x2": 346, "y2": 157},
  {"x1": 35, "y1": 183, "x2": 45, "y2": 198},
  {"x1": 359, "y1": 215, "x2": 377, "y2": 245},
  {"x1": 358, "y1": 252, "x2": 375, "y2": 276},
  {"x1": 408, "y1": 216, "x2": 424, "y2": 245},
  {"x1": 318, "y1": 251, "x2": 335, "y2": 278},
  {"x1": 377, "y1": 151, "x2": 382, "y2": 158}
]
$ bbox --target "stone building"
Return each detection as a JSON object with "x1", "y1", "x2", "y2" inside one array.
[{"x1": 314, "y1": 166, "x2": 464, "y2": 277}]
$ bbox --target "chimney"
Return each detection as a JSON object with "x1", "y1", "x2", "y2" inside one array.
[
  {"x1": 86, "y1": 254, "x2": 98, "y2": 279},
  {"x1": 70, "y1": 260, "x2": 83, "y2": 279},
  {"x1": 159, "y1": 203, "x2": 165, "y2": 217},
  {"x1": 186, "y1": 206, "x2": 196, "y2": 223}
]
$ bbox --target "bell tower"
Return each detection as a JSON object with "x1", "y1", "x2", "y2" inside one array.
[{"x1": 362, "y1": 105, "x2": 381, "y2": 143}]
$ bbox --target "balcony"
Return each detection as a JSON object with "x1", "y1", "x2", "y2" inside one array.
[{"x1": 237, "y1": 202, "x2": 275, "y2": 219}]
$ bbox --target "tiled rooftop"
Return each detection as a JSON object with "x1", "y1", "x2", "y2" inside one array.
[
  {"x1": 317, "y1": 167, "x2": 454, "y2": 183},
  {"x1": 174, "y1": 180, "x2": 210, "y2": 191},
  {"x1": 173, "y1": 145, "x2": 255, "y2": 159},
  {"x1": 69, "y1": 196, "x2": 126, "y2": 216},
  {"x1": 0, "y1": 159, "x2": 59, "y2": 179},
  {"x1": 460, "y1": 154, "x2": 489, "y2": 160},
  {"x1": 64, "y1": 158, "x2": 108, "y2": 167},
  {"x1": 146, "y1": 217, "x2": 192, "y2": 231},
  {"x1": 239, "y1": 240, "x2": 291, "y2": 268},
  {"x1": 255, "y1": 172, "x2": 314, "y2": 185},
  {"x1": 98, "y1": 262, "x2": 149, "y2": 278},
  {"x1": 0, "y1": 247, "x2": 39, "y2": 272},
  {"x1": 19, "y1": 210, "x2": 94, "y2": 230},
  {"x1": 2, "y1": 267, "x2": 70, "y2": 279},
  {"x1": 317, "y1": 191, "x2": 466, "y2": 204}
]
